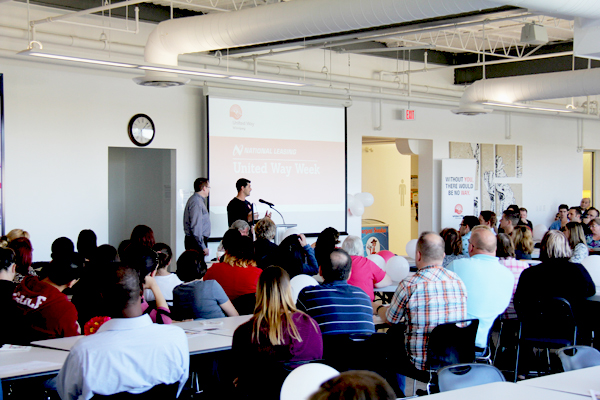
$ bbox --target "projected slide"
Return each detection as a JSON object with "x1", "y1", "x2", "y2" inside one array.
[{"x1": 208, "y1": 96, "x2": 346, "y2": 238}]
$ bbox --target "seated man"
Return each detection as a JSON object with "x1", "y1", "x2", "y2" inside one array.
[
  {"x1": 568, "y1": 206, "x2": 582, "y2": 223},
  {"x1": 499, "y1": 209, "x2": 520, "y2": 236},
  {"x1": 297, "y1": 249, "x2": 375, "y2": 335},
  {"x1": 447, "y1": 228, "x2": 514, "y2": 351},
  {"x1": 549, "y1": 204, "x2": 569, "y2": 230},
  {"x1": 379, "y1": 232, "x2": 467, "y2": 393},
  {"x1": 12, "y1": 253, "x2": 83, "y2": 343},
  {"x1": 459, "y1": 216, "x2": 479, "y2": 255},
  {"x1": 581, "y1": 197, "x2": 591, "y2": 211},
  {"x1": 56, "y1": 264, "x2": 189, "y2": 400}
]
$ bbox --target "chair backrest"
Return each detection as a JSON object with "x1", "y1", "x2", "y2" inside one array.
[
  {"x1": 280, "y1": 363, "x2": 339, "y2": 400},
  {"x1": 321, "y1": 332, "x2": 388, "y2": 373},
  {"x1": 231, "y1": 292, "x2": 256, "y2": 315},
  {"x1": 437, "y1": 363, "x2": 505, "y2": 392},
  {"x1": 557, "y1": 345, "x2": 600, "y2": 371},
  {"x1": 581, "y1": 255, "x2": 600, "y2": 286},
  {"x1": 515, "y1": 297, "x2": 577, "y2": 346},
  {"x1": 91, "y1": 383, "x2": 178, "y2": 399},
  {"x1": 290, "y1": 274, "x2": 319, "y2": 303},
  {"x1": 532, "y1": 224, "x2": 548, "y2": 241},
  {"x1": 426, "y1": 319, "x2": 479, "y2": 371}
]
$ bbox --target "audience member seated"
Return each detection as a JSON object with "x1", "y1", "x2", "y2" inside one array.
[
  {"x1": 314, "y1": 227, "x2": 341, "y2": 267},
  {"x1": 232, "y1": 266, "x2": 323, "y2": 400},
  {"x1": 440, "y1": 228, "x2": 468, "y2": 268},
  {"x1": 582, "y1": 207, "x2": 599, "y2": 235},
  {"x1": 513, "y1": 226, "x2": 534, "y2": 260},
  {"x1": 276, "y1": 233, "x2": 319, "y2": 278},
  {"x1": 204, "y1": 229, "x2": 262, "y2": 301},
  {"x1": 217, "y1": 219, "x2": 251, "y2": 260},
  {"x1": 7, "y1": 237, "x2": 35, "y2": 283},
  {"x1": 499, "y1": 209, "x2": 520, "y2": 237},
  {"x1": 130, "y1": 224, "x2": 156, "y2": 248},
  {"x1": 173, "y1": 250, "x2": 238, "y2": 320},
  {"x1": 341, "y1": 235, "x2": 392, "y2": 303},
  {"x1": 586, "y1": 217, "x2": 600, "y2": 250},
  {"x1": 0, "y1": 248, "x2": 16, "y2": 345},
  {"x1": 379, "y1": 232, "x2": 467, "y2": 394},
  {"x1": 3, "y1": 228, "x2": 30, "y2": 243},
  {"x1": 562, "y1": 222, "x2": 589, "y2": 263},
  {"x1": 121, "y1": 245, "x2": 171, "y2": 324},
  {"x1": 459, "y1": 216, "x2": 479, "y2": 255},
  {"x1": 31, "y1": 237, "x2": 74, "y2": 277},
  {"x1": 297, "y1": 249, "x2": 374, "y2": 335},
  {"x1": 76, "y1": 229, "x2": 97, "y2": 262},
  {"x1": 496, "y1": 233, "x2": 529, "y2": 319},
  {"x1": 549, "y1": 204, "x2": 569, "y2": 230},
  {"x1": 309, "y1": 370, "x2": 396, "y2": 400},
  {"x1": 447, "y1": 228, "x2": 513, "y2": 350},
  {"x1": 478, "y1": 211, "x2": 498, "y2": 234},
  {"x1": 143, "y1": 243, "x2": 181, "y2": 307},
  {"x1": 514, "y1": 230, "x2": 595, "y2": 339},
  {"x1": 568, "y1": 206, "x2": 583, "y2": 223},
  {"x1": 254, "y1": 217, "x2": 278, "y2": 270},
  {"x1": 518, "y1": 207, "x2": 533, "y2": 230},
  {"x1": 56, "y1": 264, "x2": 189, "y2": 400},
  {"x1": 12, "y1": 253, "x2": 84, "y2": 343},
  {"x1": 581, "y1": 197, "x2": 591, "y2": 211}
]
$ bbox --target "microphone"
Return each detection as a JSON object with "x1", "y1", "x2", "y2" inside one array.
[{"x1": 259, "y1": 199, "x2": 275, "y2": 207}]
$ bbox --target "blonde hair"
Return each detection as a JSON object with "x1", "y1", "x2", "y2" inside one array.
[
  {"x1": 540, "y1": 230, "x2": 572, "y2": 261},
  {"x1": 7, "y1": 229, "x2": 30, "y2": 242},
  {"x1": 513, "y1": 226, "x2": 534, "y2": 254},
  {"x1": 252, "y1": 266, "x2": 311, "y2": 345},
  {"x1": 223, "y1": 254, "x2": 257, "y2": 268},
  {"x1": 255, "y1": 217, "x2": 276, "y2": 241}
]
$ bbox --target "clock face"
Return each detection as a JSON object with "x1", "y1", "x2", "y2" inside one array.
[{"x1": 128, "y1": 114, "x2": 155, "y2": 146}]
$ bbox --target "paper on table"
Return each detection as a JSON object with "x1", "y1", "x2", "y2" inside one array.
[
  {"x1": 0, "y1": 361, "x2": 62, "y2": 375},
  {"x1": 0, "y1": 344, "x2": 31, "y2": 351}
]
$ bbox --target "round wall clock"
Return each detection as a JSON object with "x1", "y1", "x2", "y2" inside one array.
[{"x1": 128, "y1": 114, "x2": 155, "y2": 147}]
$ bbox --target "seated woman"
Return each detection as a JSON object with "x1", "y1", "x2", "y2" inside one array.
[
  {"x1": 172, "y1": 250, "x2": 238, "y2": 320},
  {"x1": 204, "y1": 229, "x2": 262, "y2": 301},
  {"x1": 276, "y1": 233, "x2": 318, "y2": 278},
  {"x1": 513, "y1": 226, "x2": 534, "y2": 260},
  {"x1": 478, "y1": 211, "x2": 498, "y2": 234},
  {"x1": 8, "y1": 237, "x2": 35, "y2": 283},
  {"x1": 440, "y1": 228, "x2": 468, "y2": 268},
  {"x1": 341, "y1": 235, "x2": 392, "y2": 303},
  {"x1": 130, "y1": 224, "x2": 156, "y2": 248},
  {"x1": 232, "y1": 266, "x2": 323, "y2": 400},
  {"x1": 562, "y1": 222, "x2": 589, "y2": 264},
  {"x1": 586, "y1": 217, "x2": 600, "y2": 251},
  {"x1": 254, "y1": 217, "x2": 278, "y2": 270},
  {"x1": 143, "y1": 243, "x2": 182, "y2": 307},
  {"x1": 496, "y1": 233, "x2": 529, "y2": 319},
  {"x1": 314, "y1": 227, "x2": 340, "y2": 267}
]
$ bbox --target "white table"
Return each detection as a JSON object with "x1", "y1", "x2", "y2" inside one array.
[
  {"x1": 175, "y1": 315, "x2": 252, "y2": 338},
  {"x1": 32, "y1": 336, "x2": 82, "y2": 352},
  {"x1": 421, "y1": 381, "x2": 583, "y2": 400},
  {"x1": 517, "y1": 365, "x2": 600, "y2": 397},
  {"x1": 0, "y1": 347, "x2": 68, "y2": 381}
]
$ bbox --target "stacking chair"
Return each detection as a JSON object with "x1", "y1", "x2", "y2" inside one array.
[
  {"x1": 280, "y1": 363, "x2": 339, "y2": 400},
  {"x1": 557, "y1": 345, "x2": 600, "y2": 371},
  {"x1": 290, "y1": 274, "x2": 319, "y2": 304},
  {"x1": 514, "y1": 297, "x2": 577, "y2": 381},
  {"x1": 437, "y1": 363, "x2": 505, "y2": 392},
  {"x1": 321, "y1": 332, "x2": 387, "y2": 373}
]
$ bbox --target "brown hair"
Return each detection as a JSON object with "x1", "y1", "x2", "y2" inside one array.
[
  {"x1": 309, "y1": 370, "x2": 396, "y2": 400},
  {"x1": 513, "y1": 226, "x2": 534, "y2": 255},
  {"x1": 440, "y1": 228, "x2": 462, "y2": 256}
]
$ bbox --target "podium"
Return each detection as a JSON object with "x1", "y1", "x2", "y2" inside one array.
[{"x1": 275, "y1": 224, "x2": 298, "y2": 245}]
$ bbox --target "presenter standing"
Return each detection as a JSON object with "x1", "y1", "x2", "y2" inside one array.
[
  {"x1": 184, "y1": 178, "x2": 211, "y2": 258},
  {"x1": 227, "y1": 178, "x2": 270, "y2": 226}
]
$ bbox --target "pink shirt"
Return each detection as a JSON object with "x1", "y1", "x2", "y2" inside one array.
[
  {"x1": 347, "y1": 255, "x2": 387, "y2": 301},
  {"x1": 499, "y1": 257, "x2": 530, "y2": 319}
]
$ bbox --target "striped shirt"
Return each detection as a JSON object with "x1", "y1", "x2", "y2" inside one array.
[
  {"x1": 386, "y1": 265, "x2": 467, "y2": 370},
  {"x1": 499, "y1": 258, "x2": 529, "y2": 319},
  {"x1": 296, "y1": 281, "x2": 375, "y2": 335}
]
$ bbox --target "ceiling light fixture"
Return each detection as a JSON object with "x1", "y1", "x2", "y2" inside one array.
[
  {"x1": 228, "y1": 76, "x2": 305, "y2": 86},
  {"x1": 482, "y1": 101, "x2": 576, "y2": 113},
  {"x1": 18, "y1": 49, "x2": 137, "y2": 68},
  {"x1": 139, "y1": 65, "x2": 227, "y2": 78}
]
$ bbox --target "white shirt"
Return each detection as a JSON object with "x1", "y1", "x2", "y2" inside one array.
[
  {"x1": 56, "y1": 314, "x2": 189, "y2": 400},
  {"x1": 144, "y1": 273, "x2": 184, "y2": 305}
]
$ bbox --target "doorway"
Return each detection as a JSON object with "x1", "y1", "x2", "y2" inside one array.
[{"x1": 108, "y1": 147, "x2": 176, "y2": 248}]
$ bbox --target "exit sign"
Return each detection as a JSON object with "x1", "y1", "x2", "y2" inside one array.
[{"x1": 401, "y1": 109, "x2": 415, "y2": 120}]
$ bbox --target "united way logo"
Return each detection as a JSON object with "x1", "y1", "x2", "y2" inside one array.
[
  {"x1": 455, "y1": 204, "x2": 463, "y2": 215},
  {"x1": 233, "y1": 145, "x2": 244, "y2": 156},
  {"x1": 230, "y1": 104, "x2": 242, "y2": 120}
]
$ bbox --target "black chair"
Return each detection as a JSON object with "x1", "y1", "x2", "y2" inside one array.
[
  {"x1": 321, "y1": 332, "x2": 388, "y2": 373},
  {"x1": 91, "y1": 382, "x2": 179, "y2": 399},
  {"x1": 232, "y1": 293, "x2": 256, "y2": 315},
  {"x1": 514, "y1": 296, "x2": 577, "y2": 381},
  {"x1": 437, "y1": 363, "x2": 505, "y2": 392}
]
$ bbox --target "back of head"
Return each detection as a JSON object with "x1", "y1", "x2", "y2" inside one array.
[
  {"x1": 0, "y1": 247, "x2": 15, "y2": 272},
  {"x1": 46, "y1": 252, "x2": 84, "y2": 286},
  {"x1": 120, "y1": 244, "x2": 159, "y2": 283},
  {"x1": 51, "y1": 237, "x2": 75, "y2": 262},
  {"x1": 439, "y1": 228, "x2": 461, "y2": 256},
  {"x1": 117, "y1": 239, "x2": 131, "y2": 261},
  {"x1": 236, "y1": 178, "x2": 250, "y2": 192},
  {"x1": 416, "y1": 232, "x2": 445, "y2": 264},
  {"x1": 316, "y1": 227, "x2": 340, "y2": 266},
  {"x1": 230, "y1": 219, "x2": 250, "y2": 235},
  {"x1": 507, "y1": 204, "x2": 520, "y2": 212},
  {"x1": 276, "y1": 234, "x2": 305, "y2": 278},
  {"x1": 470, "y1": 228, "x2": 497, "y2": 254},
  {"x1": 101, "y1": 263, "x2": 141, "y2": 317},
  {"x1": 503, "y1": 210, "x2": 520, "y2": 227},
  {"x1": 540, "y1": 230, "x2": 572, "y2": 261},
  {"x1": 7, "y1": 229, "x2": 30, "y2": 242},
  {"x1": 176, "y1": 250, "x2": 205, "y2": 282},
  {"x1": 223, "y1": 229, "x2": 255, "y2": 266},
  {"x1": 341, "y1": 235, "x2": 364, "y2": 257},
  {"x1": 77, "y1": 230, "x2": 97, "y2": 260},
  {"x1": 193, "y1": 177, "x2": 209, "y2": 192},
  {"x1": 255, "y1": 217, "x2": 276, "y2": 241},
  {"x1": 321, "y1": 248, "x2": 352, "y2": 282},
  {"x1": 496, "y1": 233, "x2": 515, "y2": 258},
  {"x1": 462, "y1": 216, "x2": 479, "y2": 231},
  {"x1": 8, "y1": 237, "x2": 33, "y2": 269},
  {"x1": 513, "y1": 226, "x2": 534, "y2": 253},
  {"x1": 130, "y1": 225, "x2": 156, "y2": 248},
  {"x1": 94, "y1": 244, "x2": 118, "y2": 264},
  {"x1": 152, "y1": 243, "x2": 173, "y2": 270},
  {"x1": 309, "y1": 370, "x2": 396, "y2": 400}
]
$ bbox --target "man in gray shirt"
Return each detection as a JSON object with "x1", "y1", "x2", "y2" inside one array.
[{"x1": 184, "y1": 178, "x2": 211, "y2": 257}]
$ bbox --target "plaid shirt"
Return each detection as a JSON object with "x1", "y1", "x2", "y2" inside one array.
[
  {"x1": 386, "y1": 265, "x2": 467, "y2": 370},
  {"x1": 499, "y1": 258, "x2": 529, "y2": 319}
]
